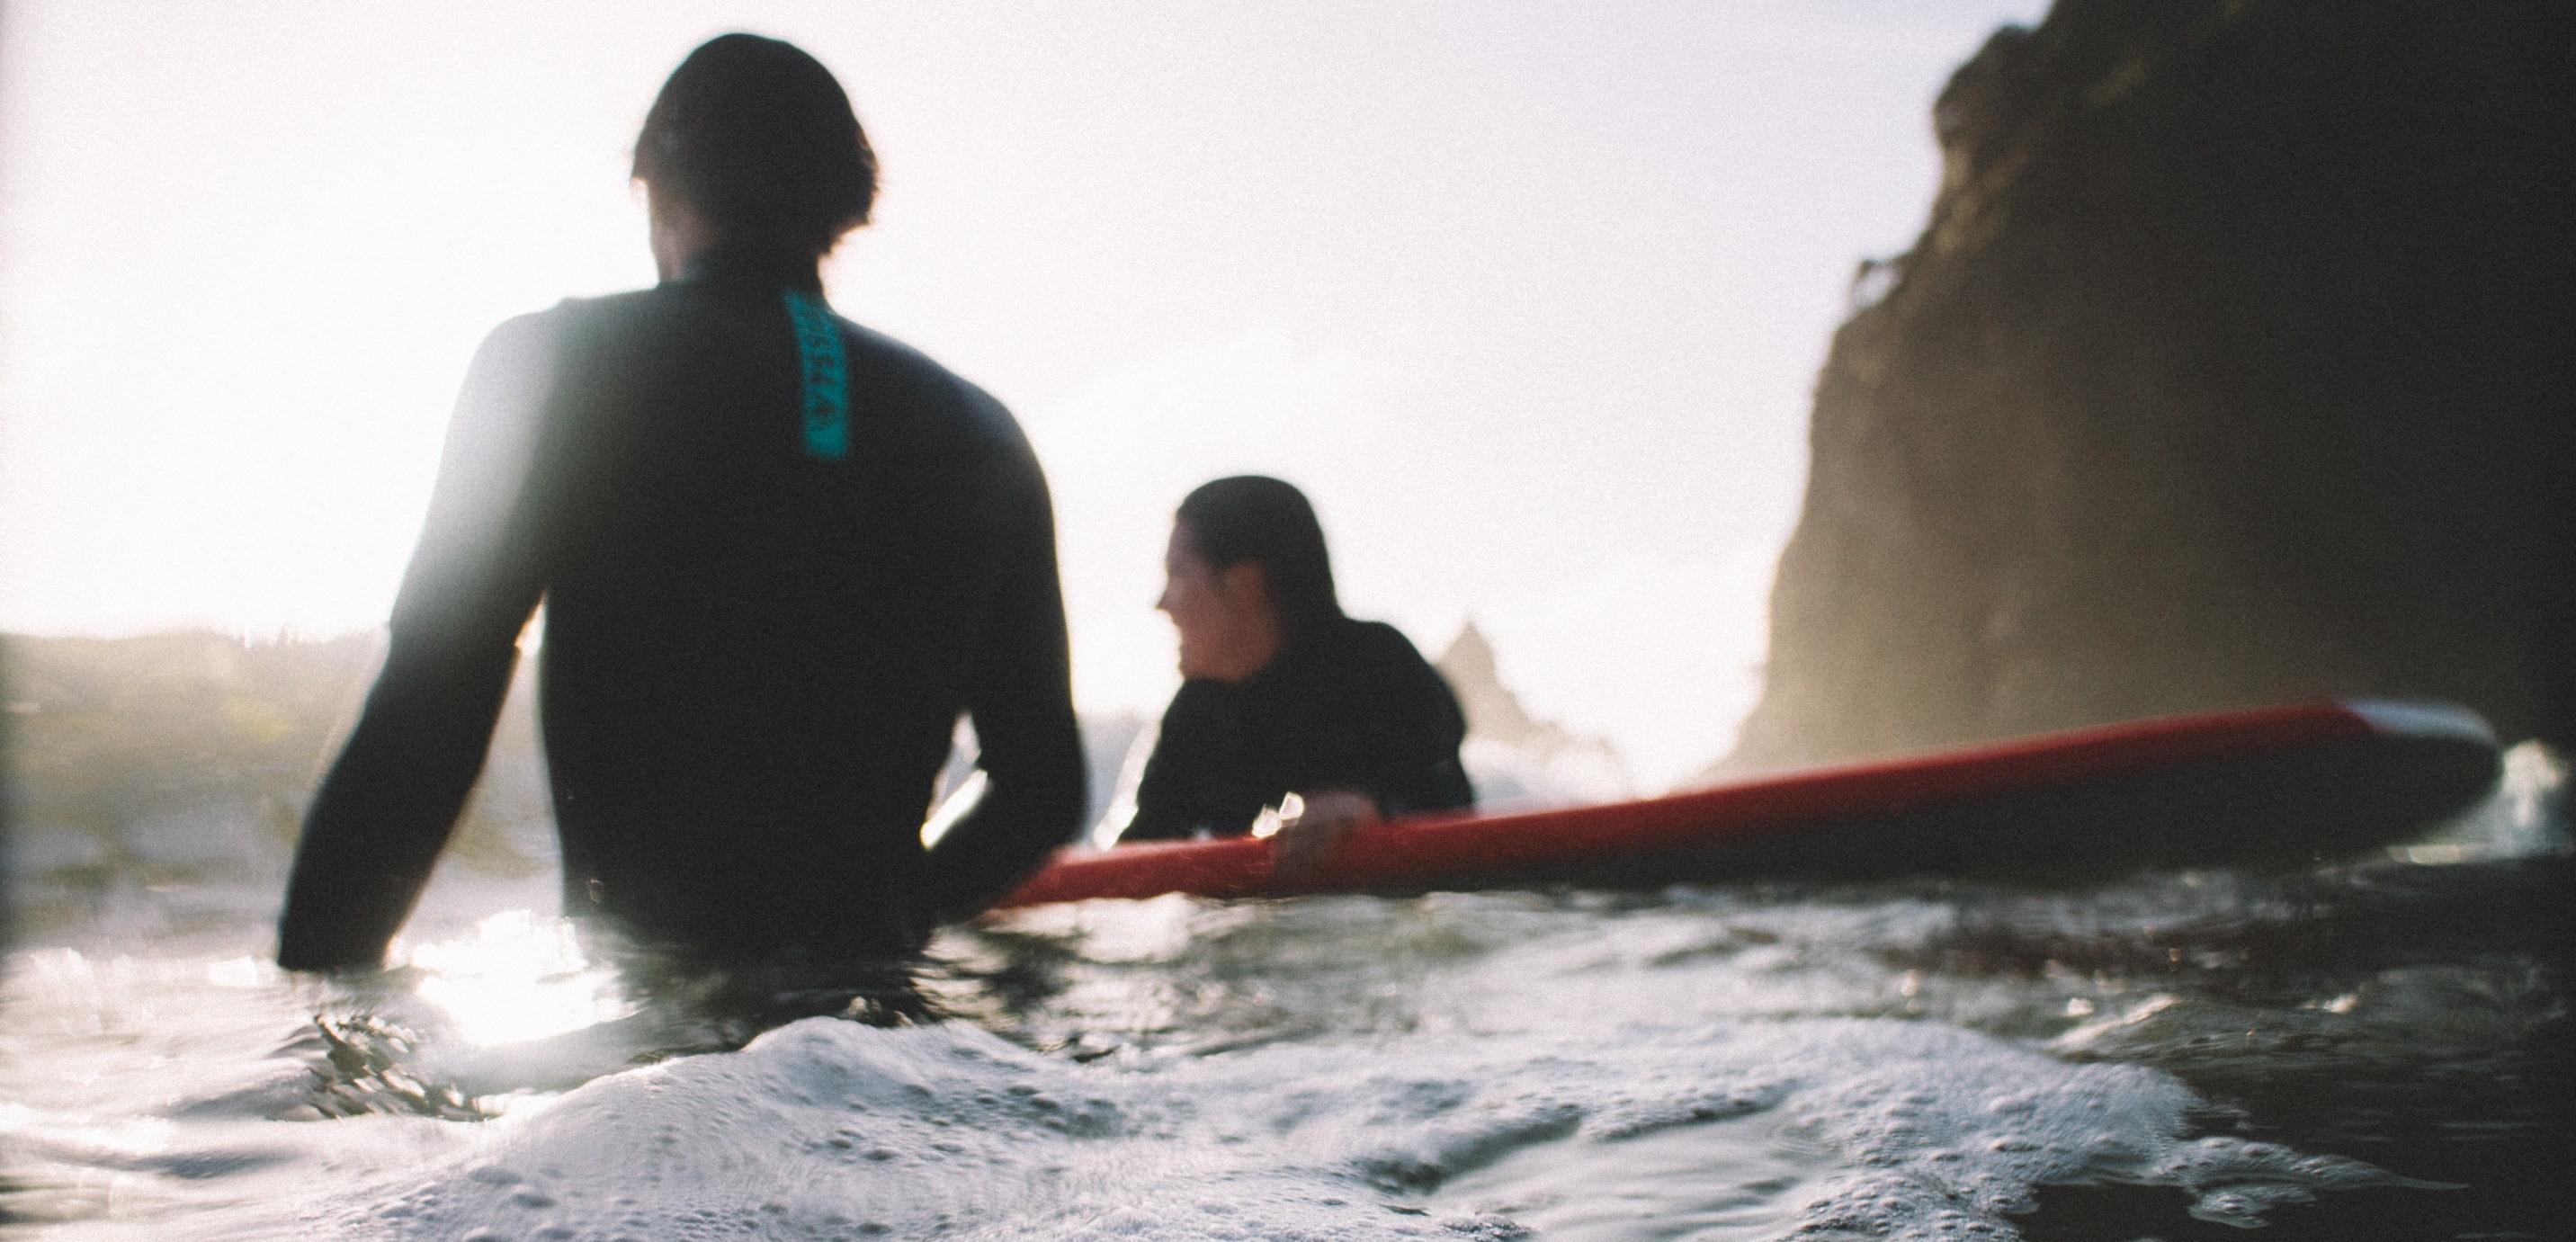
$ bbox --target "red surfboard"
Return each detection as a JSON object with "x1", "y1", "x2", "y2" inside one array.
[{"x1": 996, "y1": 699, "x2": 2500, "y2": 908}]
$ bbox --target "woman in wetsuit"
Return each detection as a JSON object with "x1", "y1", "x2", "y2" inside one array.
[
  {"x1": 1114, "y1": 476, "x2": 1472, "y2": 869},
  {"x1": 274, "y1": 35, "x2": 1084, "y2": 971}
]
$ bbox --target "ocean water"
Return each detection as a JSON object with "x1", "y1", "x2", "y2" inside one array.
[{"x1": 3, "y1": 746, "x2": 2568, "y2": 1240}]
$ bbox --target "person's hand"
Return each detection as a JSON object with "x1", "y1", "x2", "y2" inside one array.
[{"x1": 1265, "y1": 788, "x2": 1378, "y2": 880}]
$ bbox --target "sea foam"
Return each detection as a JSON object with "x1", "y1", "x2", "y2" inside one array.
[{"x1": 277, "y1": 1007, "x2": 2416, "y2": 1241}]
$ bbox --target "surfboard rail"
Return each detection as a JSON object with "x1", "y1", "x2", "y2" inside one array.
[{"x1": 995, "y1": 699, "x2": 2501, "y2": 909}]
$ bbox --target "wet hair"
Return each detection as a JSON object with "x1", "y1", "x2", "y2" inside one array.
[
  {"x1": 1176, "y1": 476, "x2": 1344, "y2": 639},
  {"x1": 631, "y1": 33, "x2": 879, "y2": 256}
]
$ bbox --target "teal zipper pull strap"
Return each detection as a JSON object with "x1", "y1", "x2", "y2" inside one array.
[{"x1": 782, "y1": 288, "x2": 850, "y2": 461}]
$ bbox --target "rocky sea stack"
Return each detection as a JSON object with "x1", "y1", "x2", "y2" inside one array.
[{"x1": 1722, "y1": 0, "x2": 2572, "y2": 773}]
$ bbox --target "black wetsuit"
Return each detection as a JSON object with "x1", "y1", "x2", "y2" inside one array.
[
  {"x1": 1119, "y1": 617, "x2": 1472, "y2": 840},
  {"x1": 276, "y1": 247, "x2": 1084, "y2": 969}
]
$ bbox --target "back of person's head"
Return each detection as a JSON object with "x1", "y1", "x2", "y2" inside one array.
[
  {"x1": 1176, "y1": 476, "x2": 1344, "y2": 638},
  {"x1": 632, "y1": 33, "x2": 878, "y2": 257}
]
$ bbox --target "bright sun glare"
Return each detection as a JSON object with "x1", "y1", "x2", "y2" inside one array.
[{"x1": 407, "y1": 911, "x2": 633, "y2": 1048}]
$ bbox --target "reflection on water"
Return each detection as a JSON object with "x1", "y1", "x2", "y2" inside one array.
[{"x1": 407, "y1": 911, "x2": 631, "y2": 1049}]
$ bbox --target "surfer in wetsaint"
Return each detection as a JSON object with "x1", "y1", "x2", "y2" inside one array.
[
  {"x1": 274, "y1": 34, "x2": 1084, "y2": 970},
  {"x1": 1113, "y1": 476, "x2": 1472, "y2": 870}
]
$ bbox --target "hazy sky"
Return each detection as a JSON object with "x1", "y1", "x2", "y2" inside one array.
[{"x1": 0, "y1": 1, "x2": 2046, "y2": 790}]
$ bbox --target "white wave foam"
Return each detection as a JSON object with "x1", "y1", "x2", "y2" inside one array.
[{"x1": 280, "y1": 1010, "x2": 2422, "y2": 1241}]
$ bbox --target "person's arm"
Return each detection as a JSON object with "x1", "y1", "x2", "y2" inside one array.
[
  {"x1": 1118, "y1": 746, "x2": 1196, "y2": 843},
  {"x1": 923, "y1": 407, "x2": 1086, "y2": 922},
  {"x1": 275, "y1": 313, "x2": 561, "y2": 971},
  {"x1": 1268, "y1": 628, "x2": 1474, "y2": 874},
  {"x1": 1113, "y1": 684, "x2": 1238, "y2": 843},
  {"x1": 1343, "y1": 625, "x2": 1474, "y2": 816}
]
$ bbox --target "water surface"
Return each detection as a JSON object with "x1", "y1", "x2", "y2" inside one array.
[{"x1": 4, "y1": 754, "x2": 2567, "y2": 1239}]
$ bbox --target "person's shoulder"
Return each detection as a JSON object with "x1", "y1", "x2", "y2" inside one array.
[
  {"x1": 845, "y1": 324, "x2": 1015, "y2": 424},
  {"x1": 475, "y1": 291, "x2": 648, "y2": 356},
  {"x1": 840, "y1": 319, "x2": 946, "y2": 379},
  {"x1": 840, "y1": 323, "x2": 1042, "y2": 474},
  {"x1": 536, "y1": 288, "x2": 655, "y2": 327},
  {"x1": 476, "y1": 298, "x2": 577, "y2": 346},
  {"x1": 1158, "y1": 677, "x2": 1238, "y2": 728},
  {"x1": 534, "y1": 286, "x2": 793, "y2": 356},
  {"x1": 453, "y1": 299, "x2": 608, "y2": 390},
  {"x1": 1340, "y1": 618, "x2": 1430, "y2": 663},
  {"x1": 1337, "y1": 620, "x2": 1459, "y2": 695}
]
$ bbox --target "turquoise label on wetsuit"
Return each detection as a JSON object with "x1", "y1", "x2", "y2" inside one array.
[{"x1": 783, "y1": 289, "x2": 850, "y2": 461}]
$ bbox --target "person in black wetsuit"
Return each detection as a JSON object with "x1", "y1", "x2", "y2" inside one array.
[
  {"x1": 274, "y1": 34, "x2": 1084, "y2": 972},
  {"x1": 1113, "y1": 476, "x2": 1471, "y2": 870}
]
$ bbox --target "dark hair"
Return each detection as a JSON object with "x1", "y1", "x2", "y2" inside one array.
[
  {"x1": 1176, "y1": 476, "x2": 1344, "y2": 639},
  {"x1": 631, "y1": 33, "x2": 879, "y2": 256}
]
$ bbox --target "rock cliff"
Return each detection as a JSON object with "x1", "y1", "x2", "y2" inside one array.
[{"x1": 1722, "y1": 0, "x2": 2572, "y2": 773}]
